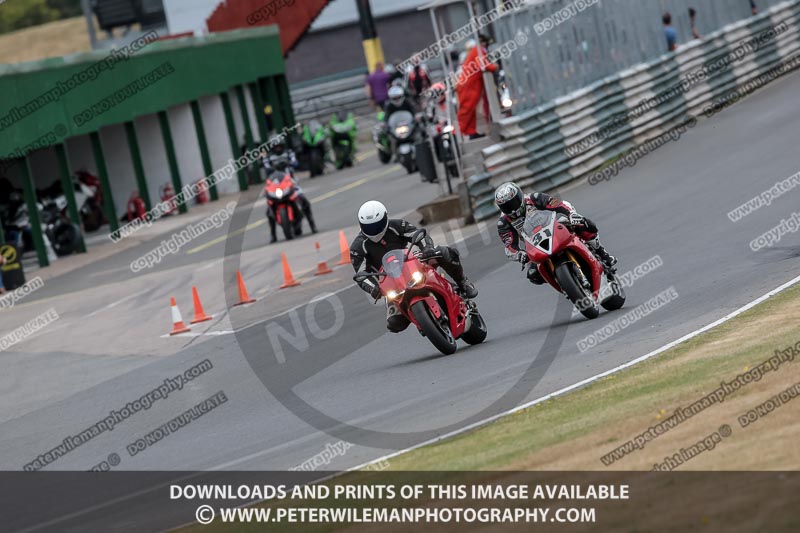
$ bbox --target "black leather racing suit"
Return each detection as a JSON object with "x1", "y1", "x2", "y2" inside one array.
[
  {"x1": 497, "y1": 192, "x2": 607, "y2": 284},
  {"x1": 350, "y1": 219, "x2": 468, "y2": 332}
]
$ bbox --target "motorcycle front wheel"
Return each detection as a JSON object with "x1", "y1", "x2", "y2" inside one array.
[
  {"x1": 411, "y1": 301, "x2": 457, "y2": 355},
  {"x1": 278, "y1": 208, "x2": 294, "y2": 241},
  {"x1": 555, "y1": 261, "x2": 600, "y2": 319},
  {"x1": 378, "y1": 149, "x2": 392, "y2": 164}
]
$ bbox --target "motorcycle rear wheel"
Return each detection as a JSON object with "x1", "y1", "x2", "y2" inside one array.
[
  {"x1": 461, "y1": 310, "x2": 488, "y2": 345},
  {"x1": 556, "y1": 261, "x2": 599, "y2": 319},
  {"x1": 411, "y1": 301, "x2": 457, "y2": 355}
]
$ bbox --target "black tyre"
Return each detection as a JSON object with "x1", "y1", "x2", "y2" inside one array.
[
  {"x1": 461, "y1": 310, "x2": 488, "y2": 345},
  {"x1": 83, "y1": 204, "x2": 104, "y2": 232},
  {"x1": 279, "y1": 208, "x2": 294, "y2": 241},
  {"x1": 555, "y1": 261, "x2": 599, "y2": 319},
  {"x1": 53, "y1": 223, "x2": 79, "y2": 256},
  {"x1": 411, "y1": 301, "x2": 457, "y2": 355},
  {"x1": 601, "y1": 275, "x2": 627, "y2": 311},
  {"x1": 378, "y1": 149, "x2": 392, "y2": 164}
]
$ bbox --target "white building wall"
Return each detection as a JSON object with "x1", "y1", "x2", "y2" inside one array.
[{"x1": 99, "y1": 124, "x2": 138, "y2": 217}]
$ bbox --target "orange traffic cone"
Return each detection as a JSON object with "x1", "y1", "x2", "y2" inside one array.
[
  {"x1": 313, "y1": 242, "x2": 333, "y2": 276},
  {"x1": 279, "y1": 253, "x2": 301, "y2": 289},
  {"x1": 234, "y1": 271, "x2": 256, "y2": 306},
  {"x1": 190, "y1": 286, "x2": 213, "y2": 324},
  {"x1": 337, "y1": 230, "x2": 350, "y2": 265},
  {"x1": 169, "y1": 297, "x2": 191, "y2": 335}
]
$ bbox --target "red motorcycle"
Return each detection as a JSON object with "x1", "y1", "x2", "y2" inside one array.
[
  {"x1": 354, "y1": 229, "x2": 487, "y2": 355},
  {"x1": 265, "y1": 172, "x2": 303, "y2": 241},
  {"x1": 521, "y1": 209, "x2": 625, "y2": 319}
]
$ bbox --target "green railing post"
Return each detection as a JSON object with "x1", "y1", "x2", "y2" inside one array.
[
  {"x1": 54, "y1": 143, "x2": 86, "y2": 253},
  {"x1": 190, "y1": 100, "x2": 218, "y2": 201},
  {"x1": 157, "y1": 111, "x2": 188, "y2": 215},
  {"x1": 249, "y1": 82, "x2": 269, "y2": 144},
  {"x1": 264, "y1": 76, "x2": 286, "y2": 132},
  {"x1": 89, "y1": 132, "x2": 119, "y2": 235},
  {"x1": 124, "y1": 121, "x2": 153, "y2": 212},
  {"x1": 20, "y1": 156, "x2": 49, "y2": 267},
  {"x1": 220, "y1": 91, "x2": 248, "y2": 192},
  {"x1": 235, "y1": 85, "x2": 255, "y2": 146},
  {"x1": 276, "y1": 75, "x2": 296, "y2": 128}
]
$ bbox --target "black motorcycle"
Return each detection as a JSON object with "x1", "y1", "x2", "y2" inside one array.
[{"x1": 387, "y1": 110, "x2": 420, "y2": 174}]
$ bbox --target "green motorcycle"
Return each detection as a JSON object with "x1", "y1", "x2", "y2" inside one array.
[
  {"x1": 329, "y1": 111, "x2": 357, "y2": 170},
  {"x1": 302, "y1": 120, "x2": 327, "y2": 177},
  {"x1": 372, "y1": 110, "x2": 392, "y2": 165}
]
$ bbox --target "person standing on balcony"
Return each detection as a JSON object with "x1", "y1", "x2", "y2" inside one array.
[{"x1": 689, "y1": 8, "x2": 702, "y2": 40}]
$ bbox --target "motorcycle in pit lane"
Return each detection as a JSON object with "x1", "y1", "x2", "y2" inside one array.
[
  {"x1": 329, "y1": 111, "x2": 357, "y2": 169},
  {"x1": 521, "y1": 209, "x2": 626, "y2": 319},
  {"x1": 354, "y1": 229, "x2": 487, "y2": 355},
  {"x1": 387, "y1": 110, "x2": 420, "y2": 174},
  {"x1": 372, "y1": 111, "x2": 392, "y2": 165},
  {"x1": 265, "y1": 171, "x2": 304, "y2": 241}
]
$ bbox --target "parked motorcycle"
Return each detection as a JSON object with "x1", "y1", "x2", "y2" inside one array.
[
  {"x1": 329, "y1": 111, "x2": 357, "y2": 169},
  {"x1": 3, "y1": 192, "x2": 81, "y2": 257},
  {"x1": 354, "y1": 229, "x2": 487, "y2": 355},
  {"x1": 387, "y1": 110, "x2": 421, "y2": 174},
  {"x1": 373, "y1": 110, "x2": 392, "y2": 165},
  {"x1": 265, "y1": 170, "x2": 304, "y2": 241},
  {"x1": 521, "y1": 209, "x2": 625, "y2": 319},
  {"x1": 301, "y1": 120, "x2": 327, "y2": 177}
]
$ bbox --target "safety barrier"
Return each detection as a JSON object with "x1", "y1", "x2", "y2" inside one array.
[{"x1": 468, "y1": 0, "x2": 800, "y2": 221}]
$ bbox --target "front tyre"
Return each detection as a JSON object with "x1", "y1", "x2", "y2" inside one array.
[
  {"x1": 555, "y1": 261, "x2": 599, "y2": 319},
  {"x1": 411, "y1": 301, "x2": 457, "y2": 355},
  {"x1": 461, "y1": 310, "x2": 488, "y2": 345},
  {"x1": 279, "y1": 208, "x2": 294, "y2": 241}
]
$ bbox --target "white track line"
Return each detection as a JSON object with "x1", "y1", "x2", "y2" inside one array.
[
  {"x1": 19, "y1": 276, "x2": 800, "y2": 533},
  {"x1": 345, "y1": 272, "x2": 800, "y2": 472}
]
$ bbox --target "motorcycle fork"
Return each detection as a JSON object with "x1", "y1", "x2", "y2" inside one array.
[{"x1": 565, "y1": 251, "x2": 590, "y2": 289}]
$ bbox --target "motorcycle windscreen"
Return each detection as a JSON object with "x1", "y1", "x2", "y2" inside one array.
[
  {"x1": 523, "y1": 210, "x2": 555, "y2": 237},
  {"x1": 387, "y1": 111, "x2": 414, "y2": 130},
  {"x1": 381, "y1": 250, "x2": 406, "y2": 279}
]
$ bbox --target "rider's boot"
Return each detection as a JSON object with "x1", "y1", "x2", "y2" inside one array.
[
  {"x1": 586, "y1": 237, "x2": 617, "y2": 269},
  {"x1": 268, "y1": 217, "x2": 278, "y2": 244}
]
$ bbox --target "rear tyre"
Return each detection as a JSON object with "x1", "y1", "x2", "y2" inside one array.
[
  {"x1": 53, "y1": 223, "x2": 79, "y2": 256},
  {"x1": 555, "y1": 261, "x2": 599, "y2": 319},
  {"x1": 601, "y1": 276, "x2": 627, "y2": 311},
  {"x1": 279, "y1": 209, "x2": 294, "y2": 241},
  {"x1": 411, "y1": 301, "x2": 457, "y2": 355},
  {"x1": 461, "y1": 310, "x2": 488, "y2": 345}
]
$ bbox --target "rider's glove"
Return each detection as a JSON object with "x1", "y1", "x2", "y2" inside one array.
[
  {"x1": 513, "y1": 251, "x2": 528, "y2": 264},
  {"x1": 568, "y1": 212, "x2": 585, "y2": 227},
  {"x1": 418, "y1": 246, "x2": 438, "y2": 260}
]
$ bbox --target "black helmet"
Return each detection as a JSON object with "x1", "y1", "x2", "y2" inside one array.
[{"x1": 494, "y1": 182, "x2": 525, "y2": 218}]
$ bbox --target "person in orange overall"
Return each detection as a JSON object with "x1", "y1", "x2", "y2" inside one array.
[{"x1": 456, "y1": 34, "x2": 497, "y2": 139}]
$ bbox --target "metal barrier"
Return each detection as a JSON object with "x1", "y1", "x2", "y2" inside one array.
[
  {"x1": 468, "y1": 0, "x2": 800, "y2": 221},
  {"x1": 495, "y1": 0, "x2": 786, "y2": 111}
]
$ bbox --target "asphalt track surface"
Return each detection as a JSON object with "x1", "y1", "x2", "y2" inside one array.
[{"x1": 2, "y1": 71, "x2": 799, "y2": 532}]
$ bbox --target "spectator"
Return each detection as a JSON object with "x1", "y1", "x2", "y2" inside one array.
[
  {"x1": 387, "y1": 58, "x2": 404, "y2": 85},
  {"x1": 689, "y1": 8, "x2": 702, "y2": 40},
  {"x1": 663, "y1": 12, "x2": 678, "y2": 52},
  {"x1": 407, "y1": 55, "x2": 432, "y2": 101},
  {"x1": 365, "y1": 62, "x2": 390, "y2": 109},
  {"x1": 456, "y1": 34, "x2": 497, "y2": 140},
  {"x1": 750, "y1": 0, "x2": 758, "y2": 15}
]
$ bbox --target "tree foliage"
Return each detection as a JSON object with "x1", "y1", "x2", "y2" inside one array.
[{"x1": 0, "y1": 0, "x2": 83, "y2": 35}]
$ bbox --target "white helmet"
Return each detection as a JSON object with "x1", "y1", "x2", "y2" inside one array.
[
  {"x1": 358, "y1": 201, "x2": 389, "y2": 242},
  {"x1": 388, "y1": 85, "x2": 405, "y2": 107}
]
